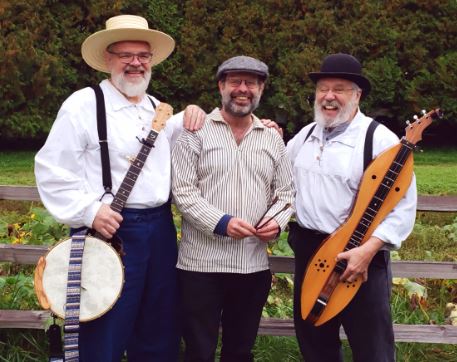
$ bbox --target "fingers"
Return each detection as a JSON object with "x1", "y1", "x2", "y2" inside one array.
[
  {"x1": 227, "y1": 218, "x2": 256, "y2": 239},
  {"x1": 92, "y1": 204, "x2": 123, "y2": 239},
  {"x1": 336, "y1": 249, "x2": 369, "y2": 283},
  {"x1": 183, "y1": 105, "x2": 206, "y2": 132},
  {"x1": 260, "y1": 119, "x2": 283, "y2": 137},
  {"x1": 255, "y1": 218, "x2": 280, "y2": 242}
]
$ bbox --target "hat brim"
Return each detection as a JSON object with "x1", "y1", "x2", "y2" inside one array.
[
  {"x1": 81, "y1": 28, "x2": 175, "y2": 73},
  {"x1": 308, "y1": 72, "x2": 371, "y2": 99}
]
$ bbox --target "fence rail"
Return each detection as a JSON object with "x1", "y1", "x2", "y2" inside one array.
[{"x1": 1, "y1": 185, "x2": 457, "y2": 344}]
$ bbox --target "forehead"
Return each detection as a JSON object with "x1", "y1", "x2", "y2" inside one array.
[
  {"x1": 316, "y1": 78, "x2": 353, "y2": 88},
  {"x1": 225, "y1": 71, "x2": 260, "y2": 80},
  {"x1": 108, "y1": 41, "x2": 151, "y2": 52}
]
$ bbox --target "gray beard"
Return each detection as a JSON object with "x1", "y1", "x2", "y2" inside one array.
[
  {"x1": 222, "y1": 93, "x2": 261, "y2": 117},
  {"x1": 314, "y1": 95, "x2": 358, "y2": 128},
  {"x1": 111, "y1": 69, "x2": 151, "y2": 98}
]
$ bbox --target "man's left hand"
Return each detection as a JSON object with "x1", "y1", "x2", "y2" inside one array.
[
  {"x1": 336, "y1": 236, "x2": 384, "y2": 283},
  {"x1": 255, "y1": 218, "x2": 280, "y2": 242},
  {"x1": 183, "y1": 105, "x2": 206, "y2": 131}
]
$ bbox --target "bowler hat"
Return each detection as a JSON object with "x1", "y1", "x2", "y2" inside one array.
[
  {"x1": 81, "y1": 15, "x2": 175, "y2": 73},
  {"x1": 308, "y1": 53, "x2": 371, "y2": 98}
]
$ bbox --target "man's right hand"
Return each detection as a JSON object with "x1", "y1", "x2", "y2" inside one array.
[
  {"x1": 227, "y1": 217, "x2": 256, "y2": 239},
  {"x1": 92, "y1": 204, "x2": 123, "y2": 239}
]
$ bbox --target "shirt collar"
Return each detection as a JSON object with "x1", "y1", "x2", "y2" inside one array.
[
  {"x1": 310, "y1": 108, "x2": 365, "y2": 147},
  {"x1": 100, "y1": 79, "x2": 156, "y2": 112},
  {"x1": 209, "y1": 107, "x2": 264, "y2": 129}
]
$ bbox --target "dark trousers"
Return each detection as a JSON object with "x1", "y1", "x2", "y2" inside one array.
[
  {"x1": 178, "y1": 269, "x2": 272, "y2": 362},
  {"x1": 289, "y1": 222, "x2": 395, "y2": 362},
  {"x1": 76, "y1": 203, "x2": 179, "y2": 362}
]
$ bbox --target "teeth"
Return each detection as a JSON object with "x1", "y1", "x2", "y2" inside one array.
[{"x1": 236, "y1": 96, "x2": 248, "y2": 100}]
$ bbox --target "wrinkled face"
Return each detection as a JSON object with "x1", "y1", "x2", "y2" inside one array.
[
  {"x1": 219, "y1": 72, "x2": 264, "y2": 117},
  {"x1": 104, "y1": 41, "x2": 152, "y2": 98},
  {"x1": 314, "y1": 78, "x2": 361, "y2": 128}
]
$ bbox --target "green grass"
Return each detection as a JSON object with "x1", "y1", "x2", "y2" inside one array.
[
  {"x1": 0, "y1": 151, "x2": 36, "y2": 185},
  {"x1": 1, "y1": 148, "x2": 457, "y2": 193}
]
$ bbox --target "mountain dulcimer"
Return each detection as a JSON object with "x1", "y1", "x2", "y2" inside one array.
[{"x1": 300, "y1": 108, "x2": 442, "y2": 326}]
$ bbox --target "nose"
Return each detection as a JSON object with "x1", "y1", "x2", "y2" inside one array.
[
  {"x1": 129, "y1": 55, "x2": 142, "y2": 66},
  {"x1": 237, "y1": 80, "x2": 249, "y2": 92}
]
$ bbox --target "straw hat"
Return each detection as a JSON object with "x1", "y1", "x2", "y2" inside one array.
[
  {"x1": 81, "y1": 15, "x2": 175, "y2": 73},
  {"x1": 308, "y1": 53, "x2": 371, "y2": 99}
]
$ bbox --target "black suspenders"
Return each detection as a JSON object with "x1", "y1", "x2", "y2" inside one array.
[
  {"x1": 303, "y1": 120, "x2": 380, "y2": 171},
  {"x1": 90, "y1": 84, "x2": 157, "y2": 197}
]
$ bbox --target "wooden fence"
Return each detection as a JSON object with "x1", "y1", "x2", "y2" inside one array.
[{"x1": 1, "y1": 185, "x2": 457, "y2": 344}]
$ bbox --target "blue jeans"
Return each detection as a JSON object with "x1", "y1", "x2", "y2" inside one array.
[{"x1": 76, "y1": 203, "x2": 179, "y2": 362}]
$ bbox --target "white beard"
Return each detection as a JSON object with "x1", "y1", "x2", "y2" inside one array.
[
  {"x1": 111, "y1": 68, "x2": 151, "y2": 98},
  {"x1": 314, "y1": 93, "x2": 358, "y2": 128}
]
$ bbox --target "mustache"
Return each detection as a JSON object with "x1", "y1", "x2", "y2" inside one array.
[{"x1": 321, "y1": 100, "x2": 339, "y2": 108}]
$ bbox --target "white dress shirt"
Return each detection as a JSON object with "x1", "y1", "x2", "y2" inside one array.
[
  {"x1": 287, "y1": 109, "x2": 417, "y2": 250},
  {"x1": 35, "y1": 79, "x2": 184, "y2": 228}
]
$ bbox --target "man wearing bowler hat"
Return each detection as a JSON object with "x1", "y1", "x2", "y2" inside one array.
[
  {"x1": 286, "y1": 53, "x2": 417, "y2": 361},
  {"x1": 172, "y1": 55, "x2": 294, "y2": 361},
  {"x1": 35, "y1": 14, "x2": 205, "y2": 361}
]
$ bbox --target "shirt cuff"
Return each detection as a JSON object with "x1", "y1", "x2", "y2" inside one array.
[{"x1": 214, "y1": 214, "x2": 233, "y2": 236}]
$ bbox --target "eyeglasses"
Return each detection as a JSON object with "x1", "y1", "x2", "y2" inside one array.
[
  {"x1": 107, "y1": 50, "x2": 153, "y2": 64},
  {"x1": 226, "y1": 78, "x2": 259, "y2": 89},
  {"x1": 316, "y1": 87, "x2": 357, "y2": 95}
]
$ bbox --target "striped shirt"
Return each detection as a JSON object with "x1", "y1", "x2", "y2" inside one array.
[{"x1": 172, "y1": 108, "x2": 295, "y2": 273}]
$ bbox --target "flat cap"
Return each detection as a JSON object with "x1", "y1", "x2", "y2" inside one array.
[{"x1": 216, "y1": 55, "x2": 269, "y2": 80}]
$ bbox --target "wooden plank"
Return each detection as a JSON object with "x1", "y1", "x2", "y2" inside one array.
[
  {"x1": 0, "y1": 310, "x2": 50, "y2": 329},
  {"x1": 1, "y1": 246, "x2": 456, "y2": 280},
  {"x1": 2, "y1": 310, "x2": 456, "y2": 344},
  {"x1": 268, "y1": 256, "x2": 457, "y2": 279},
  {"x1": 418, "y1": 195, "x2": 457, "y2": 212},
  {"x1": 257, "y1": 318, "x2": 457, "y2": 344},
  {"x1": 0, "y1": 244, "x2": 49, "y2": 265},
  {"x1": 0, "y1": 185, "x2": 41, "y2": 202},
  {"x1": 1, "y1": 186, "x2": 457, "y2": 212}
]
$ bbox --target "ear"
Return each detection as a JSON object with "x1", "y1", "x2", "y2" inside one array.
[{"x1": 218, "y1": 80, "x2": 225, "y2": 93}]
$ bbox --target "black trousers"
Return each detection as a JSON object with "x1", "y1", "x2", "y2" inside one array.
[
  {"x1": 178, "y1": 269, "x2": 272, "y2": 362},
  {"x1": 289, "y1": 222, "x2": 395, "y2": 362}
]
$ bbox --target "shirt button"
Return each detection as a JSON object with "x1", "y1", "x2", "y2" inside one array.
[
  {"x1": 316, "y1": 155, "x2": 320, "y2": 161},
  {"x1": 320, "y1": 146, "x2": 324, "y2": 151}
]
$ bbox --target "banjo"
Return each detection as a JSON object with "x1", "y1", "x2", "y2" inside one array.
[{"x1": 34, "y1": 102, "x2": 173, "y2": 322}]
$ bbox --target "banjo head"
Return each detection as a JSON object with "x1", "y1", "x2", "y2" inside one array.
[{"x1": 39, "y1": 236, "x2": 124, "y2": 322}]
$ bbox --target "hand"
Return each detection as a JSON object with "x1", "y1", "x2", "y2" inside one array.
[
  {"x1": 227, "y1": 217, "x2": 256, "y2": 239},
  {"x1": 255, "y1": 218, "x2": 280, "y2": 242},
  {"x1": 92, "y1": 204, "x2": 123, "y2": 239},
  {"x1": 183, "y1": 105, "x2": 206, "y2": 132},
  {"x1": 260, "y1": 119, "x2": 283, "y2": 137},
  {"x1": 336, "y1": 236, "x2": 384, "y2": 283}
]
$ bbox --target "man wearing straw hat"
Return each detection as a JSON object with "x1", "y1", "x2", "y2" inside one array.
[
  {"x1": 287, "y1": 53, "x2": 417, "y2": 361},
  {"x1": 35, "y1": 14, "x2": 205, "y2": 361}
]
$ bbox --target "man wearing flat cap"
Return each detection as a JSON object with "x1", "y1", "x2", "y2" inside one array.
[
  {"x1": 35, "y1": 14, "x2": 205, "y2": 362},
  {"x1": 287, "y1": 53, "x2": 417, "y2": 361},
  {"x1": 172, "y1": 55, "x2": 294, "y2": 361}
]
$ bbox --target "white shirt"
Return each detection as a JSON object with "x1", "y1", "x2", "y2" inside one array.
[
  {"x1": 286, "y1": 110, "x2": 417, "y2": 250},
  {"x1": 35, "y1": 79, "x2": 184, "y2": 228}
]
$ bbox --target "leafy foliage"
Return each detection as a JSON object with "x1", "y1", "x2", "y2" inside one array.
[{"x1": 1, "y1": 0, "x2": 456, "y2": 145}]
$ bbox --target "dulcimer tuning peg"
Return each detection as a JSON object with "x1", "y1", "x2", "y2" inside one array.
[
  {"x1": 421, "y1": 109, "x2": 426, "y2": 115},
  {"x1": 405, "y1": 120, "x2": 411, "y2": 126},
  {"x1": 413, "y1": 114, "x2": 419, "y2": 120}
]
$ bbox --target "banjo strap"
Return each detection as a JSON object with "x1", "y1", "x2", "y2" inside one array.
[{"x1": 62, "y1": 231, "x2": 86, "y2": 362}]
